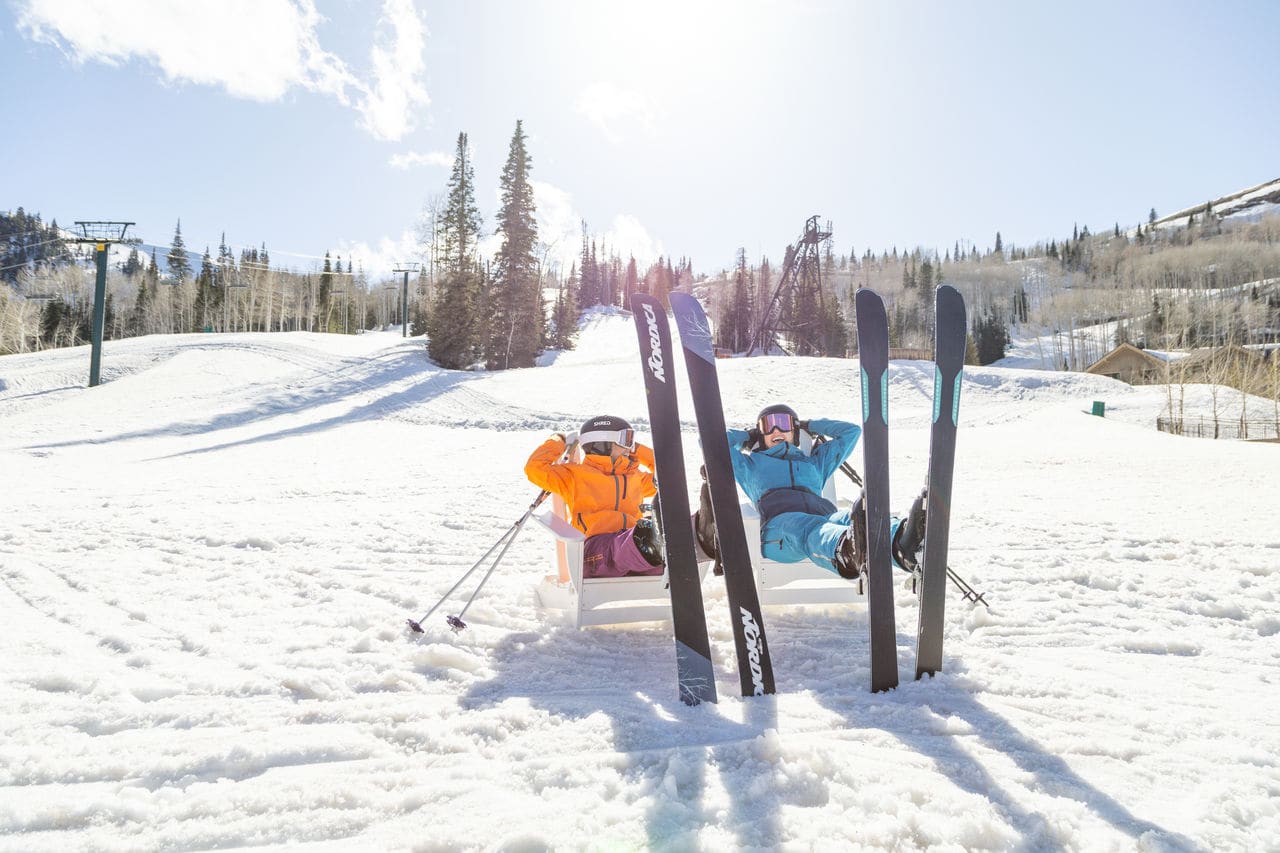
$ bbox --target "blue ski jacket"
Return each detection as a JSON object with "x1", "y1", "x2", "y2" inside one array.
[{"x1": 725, "y1": 418, "x2": 861, "y2": 524}]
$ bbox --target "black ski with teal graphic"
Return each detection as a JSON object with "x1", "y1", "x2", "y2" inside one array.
[
  {"x1": 855, "y1": 288, "x2": 898, "y2": 693},
  {"x1": 915, "y1": 284, "x2": 966, "y2": 679},
  {"x1": 669, "y1": 292, "x2": 775, "y2": 697},
  {"x1": 630, "y1": 294, "x2": 717, "y2": 706}
]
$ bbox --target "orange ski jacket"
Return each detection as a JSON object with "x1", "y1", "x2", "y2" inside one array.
[{"x1": 524, "y1": 436, "x2": 657, "y2": 537}]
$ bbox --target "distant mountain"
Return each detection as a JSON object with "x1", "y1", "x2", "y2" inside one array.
[
  {"x1": 130, "y1": 242, "x2": 204, "y2": 278},
  {"x1": 69, "y1": 238, "x2": 205, "y2": 279}
]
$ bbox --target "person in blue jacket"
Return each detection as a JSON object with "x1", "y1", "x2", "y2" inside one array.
[{"x1": 723, "y1": 403, "x2": 926, "y2": 579}]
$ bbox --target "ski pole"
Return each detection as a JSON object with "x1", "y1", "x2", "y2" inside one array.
[
  {"x1": 407, "y1": 440, "x2": 578, "y2": 634},
  {"x1": 947, "y1": 566, "x2": 988, "y2": 607},
  {"x1": 406, "y1": 492, "x2": 548, "y2": 633},
  {"x1": 819, "y1": 436, "x2": 989, "y2": 606},
  {"x1": 444, "y1": 508, "x2": 537, "y2": 632}
]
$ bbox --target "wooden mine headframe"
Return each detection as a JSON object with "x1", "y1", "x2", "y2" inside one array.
[{"x1": 747, "y1": 214, "x2": 831, "y2": 356}]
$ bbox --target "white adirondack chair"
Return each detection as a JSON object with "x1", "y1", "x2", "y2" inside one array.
[
  {"x1": 738, "y1": 433, "x2": 862, "y2": 606},
  {"x1": 531, "y1": 493, "x2": 683, "y2": 627},
  {"x1": 531, "y1": 439, "x2": 708, "y2": 627}
]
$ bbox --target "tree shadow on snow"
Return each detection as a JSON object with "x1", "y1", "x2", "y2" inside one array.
[
  {"x1": 437, "y1": 584, "x2": 1200, "y2": 850},
  {"x1": 459, "y1": 618, "x2": 783, "y2": 851},
  {"x1": 18, "y1": 346, "x2": 567, "y2": 455},
  {"x1": 778, "y1": 605, "x2": 1204, "y2": 851}
]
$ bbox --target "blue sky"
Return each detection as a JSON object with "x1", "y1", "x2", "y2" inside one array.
[{"x1": 2, "y1": 0, "x2": 1278, "y2": 281}]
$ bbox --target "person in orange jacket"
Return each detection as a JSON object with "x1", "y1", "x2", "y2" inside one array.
[{"x1": 524, "y1": 415, "x2": 665, "y2": 578}]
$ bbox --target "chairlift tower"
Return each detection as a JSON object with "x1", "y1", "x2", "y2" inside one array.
[
  {"x1": 392, "y1": 262, "x2": 420, "y2": 337},
  {"x1": 70, "y1": 221, "x2": 134, "y2": 386},
  {"x1": 747, "y1": 215, "x2": 832, "y2": 356}
]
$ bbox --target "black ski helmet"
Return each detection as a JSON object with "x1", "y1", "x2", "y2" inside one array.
[
  {"x1": 579, "y1": 414, "x2": 634, "y2": 456},
  {"x1": 756, "y1": 403, "x2": 799, "y2": 443}
]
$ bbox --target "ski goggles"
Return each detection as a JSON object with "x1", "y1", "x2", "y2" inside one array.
[
  {"x1": 579, "y1": 428, "x2": 636, "y2": 451},
  {"x1": 759, "y1": 412, "x2": 795, "y2": 435}
]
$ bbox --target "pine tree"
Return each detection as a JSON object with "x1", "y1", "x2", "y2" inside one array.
[
  {"x1": 576, "y1": 222, "x2": 601, "y2": 307},
  {"x1": 194, "y1": 248, "x2": 215, "y2": 331},
  {"x1": 440, "y1": 133, "x2": 482, "y2": 273},
  {"x1": 649, "y1": 256, "x2": 670, "y2": 307},
  {"x1": 427, "y1": 132, "x2": 484, "y2": 369},
  {"x1": 551, "y1": 266, "x2": 576, "y2": 350},
  {"x1": 550, "y1": 261, "x2": 580, "y2": 350},
  {"x1": 717, "y1": 249, "x2": 753, "y2": 353},
  {"x1": 756, "y1": 255, "x2": 772, "y2": 343},
  {"x1": 122, "y1": 248, "x2": 143, "y2": 278},
  {"x1": 40, "y1": 297, "x2": 67, "y2": 346},
  {"x1": 167, "y1": 219, "x2": 192, "y2": 283},
  {"x1": 486, "y1": 121, "x2": 543, "y2": 369},
  {"x1": 973, "y1": 307, "x2": 1009, "y2": 365},
  {"x1": 132, "y1": 251, "x2": 156, "y2": 335},
  {"x1": 820, "y1": 289, "x2": 849, "y2": 357},
  {"x1": 319, "y1": 252, "x2": 335, "y2": 332},
  {"x1": 624, "y1": 255, "x2": 638, "y2": 307}
]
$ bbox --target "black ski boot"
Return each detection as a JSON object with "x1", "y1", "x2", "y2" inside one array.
[
  {"x1": 693, "y1": 465, "x2": 723, "y2": 575},
  {"x1": 632, "y1": 518, "x2": 665, "y2": 567},
  {"x1": 835, "y1": 493, "x2": 868, "y2": 580},
  {"x1": 892, "y1": 487, "x2": 927, "y2": 572}
]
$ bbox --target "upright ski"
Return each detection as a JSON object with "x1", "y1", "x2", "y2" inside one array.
[
  {"x1": 915, "y1": 284, "x2": 966, "y2": 679},
  {"x1": 854, "y1": 288, "x2": 898, "y2": 693},
  {"x1": 669, "y1": 292, "x2": 775, "y2": 697},
  {"x1": 630, "y1": 294, "x2": 717, "y2": 706}
]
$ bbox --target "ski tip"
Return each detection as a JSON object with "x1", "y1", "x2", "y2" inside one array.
[
  {"x1": 937, "y1": 283, "x2": 966, "y2": 312},
  {"x1": 406, "y1": 619, "x2": 424, "y2": 634}
]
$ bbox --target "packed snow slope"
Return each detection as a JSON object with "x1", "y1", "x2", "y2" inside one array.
[{"x1": 2, "y1": 311, "x2": 1278, "y2": 852}]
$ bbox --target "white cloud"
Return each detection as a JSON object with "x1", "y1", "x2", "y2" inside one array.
[
  {"x1": 529, "y1": 181, "x2": 662, "y2": 274},
  {"x1": 388, "y1": 150, "x2": 453, "y2": 170},
  {"x1": 357, "y1": 0, "x2": 430, "y2": 141},
  {"x1": 333, "y1": 228, "x2": 424, "y2": 281},
  {"x1": 600, "y1": 214, "x2": 662, "y2": 267},
  {"x1": 531, "y1": 181, "x2": 578, "y2": 266},
  {"x1": 574, "y1": 81, "x2": 657, "y2": 144},
  {"x1": 16, "y1": 0, "x2": 429, "y2": 142}
]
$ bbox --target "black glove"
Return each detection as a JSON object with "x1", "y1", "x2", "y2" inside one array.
[
  {"x1": 745, "y1": 427, "x2": 763, "y2": 448},
  {"x1": 797, "y1": 419, "x2": 811, "y2": 434}
]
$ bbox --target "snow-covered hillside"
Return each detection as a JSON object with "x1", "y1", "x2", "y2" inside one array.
[
  {"x1": 1150, "y1": 178, "x2": 1280, "y2": 231},
  {"x1": 2, "y1": 315, "x2": 1278, "y2": 851}
]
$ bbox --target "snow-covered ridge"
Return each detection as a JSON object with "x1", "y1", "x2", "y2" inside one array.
[{"x1": 1150, "y1": 177, "x2": 1280, "y2": 229}]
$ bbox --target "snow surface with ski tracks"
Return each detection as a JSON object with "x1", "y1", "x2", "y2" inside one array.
[{"x1": 1, "y1": 311, "x2": 1277, "y2": 851}]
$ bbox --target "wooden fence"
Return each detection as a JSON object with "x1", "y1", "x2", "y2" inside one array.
[{"x1": 1156, "y1": 415, "x2": 1280, "y2": 441}]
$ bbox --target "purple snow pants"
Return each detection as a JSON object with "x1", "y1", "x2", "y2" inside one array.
[{"x1": 582, "y1": 528, "x2": 663, "y2": 578}]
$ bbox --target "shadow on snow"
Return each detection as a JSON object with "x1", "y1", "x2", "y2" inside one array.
[{"x1": 451, "y1": 594, "x2": 1198, "y2": 851}]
